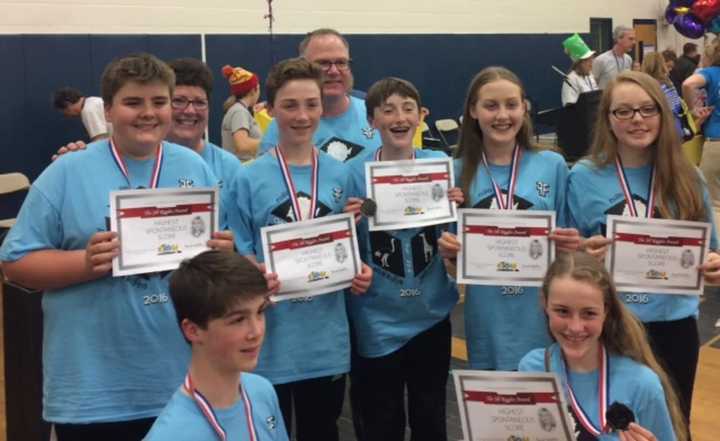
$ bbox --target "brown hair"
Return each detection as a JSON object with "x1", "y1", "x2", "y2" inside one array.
[
  {"x1": 298, "y1": 28, "x2": 349, "y2": 57},
  {"x1": 365, "y1": 77, "x2": 421, "y2": 119},
  {"x1": 456, "y1": 66, "x2": 540, "y2": 204},
  {"x1": 169, "y1": 250, "x2": 268, "y2": 330},
  {"x1": 589, "y1": 71, "x2": 706, "y2": 221},
  {"x1": 101, "y1": 53, "x2": 175, "y2": 105},
  {"x1": 265, "y1": 57, "x2": 323, "y2": 108},
  {"x1": 641, "y1": 52, "x2": 672, "y2": 87},
  {"x1": 704, "y1": 38, "x2": 720, "y2": 67},
  {"x1": 542, "y1": 252, "x2": 688, "y2": 441}
]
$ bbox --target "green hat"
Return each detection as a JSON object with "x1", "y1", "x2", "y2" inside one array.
[{"x1": 563, "y1": 34, "x2": 595, "y2": 62}]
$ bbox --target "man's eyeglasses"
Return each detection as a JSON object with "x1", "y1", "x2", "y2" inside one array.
[
  {"x1": 610, "y1": 105, "x2": 659, "y2": 120},
  {"x1": 171, "y1": 97, "x2": 209, "y2": 110},
  {"x1": 315, "y1": 59, "x2": 352, "y2": 72}
]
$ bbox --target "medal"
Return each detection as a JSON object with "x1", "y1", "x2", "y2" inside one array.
[
  {"x1": 184, "y1": 374, "x2": 257, "y2": 441},
  {"x1": 614, "y1": 156, "x2": 656, "y2": 218},
  {"x1": 109, "y1": 138, "x2": 163, "y2": 189},
  {"x1": 481, "y1": 145, "x2": 521, "y2": 210},
  {"x1": 560, "y1": 345, "x2": 610, "y2": 437},
  {"x1": 606, "y1": 401, "x2": 635, "y2": 431},
  {"x1": 276, "y1": 146, "x2": 319, "y2": 222}
]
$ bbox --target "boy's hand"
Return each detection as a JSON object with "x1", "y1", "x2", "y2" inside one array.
[
  {"x1": 85, "y1": 231, "x2": 119, "y2": 276},
  {"x1": 618, "y1": 423, "x2": 657, "y2": 441},
  {"x1": 700, "y1": 251, "x2": 720, "y2": 285},
  {"x1": 438, "y1": 231, "x2": 461, "y2": 260},
  {"x1": 207, "y1": 230, "x2": 234, "y2": 251},
  {"x1": 344, "y1": 197, "x2": 363, "y2": 224},
  {"x1": 350, "y1": 263, "x2": 373, "y2": 295},
  {"x1": 52, "y1": 140, "x2": 87, "y2": 161},
  {"x1": 549, "y1": 228, "x2": 582, "y2": 253},
  {"x1": 448, "y1": 187, "x2": 464, "y2": 206}
]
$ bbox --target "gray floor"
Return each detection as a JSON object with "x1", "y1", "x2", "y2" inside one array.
[{"x1": 331, "y1": 287, "x2": 720, "y2": 441}]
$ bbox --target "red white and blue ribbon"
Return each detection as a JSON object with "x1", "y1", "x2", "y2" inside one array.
[
  {"x1": 561, "y1": 345, "x2": 609, "y2": 437},
  {"x1": 481, "y1": 145, "x2": 521, "y2": 210},
  {"x1": 276, "y1": 146, "x2": 319, "y2": 221},
  {"x1": 184, "y1": 374, "x2": 257, "y2": 441},
  {"x1": 374, "y1": 147, "x2": 416, "y2": 161},
  {"x1": 109, "y1": 138, "x2": 163, "y2": 188},
  {"x1": 614, "y1": 157, "x2": 656, "y2": 218}
]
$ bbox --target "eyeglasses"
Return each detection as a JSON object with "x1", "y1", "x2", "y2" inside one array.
[
  {"x1": 171, "y1": 97, "x2": 209, "y2": 110},
  {"x1": 610, "y1": 105, "x2": 659, "y2": 120},
  {"x1": 315, "y1": 59, "x2": 352, "y2": 72}
]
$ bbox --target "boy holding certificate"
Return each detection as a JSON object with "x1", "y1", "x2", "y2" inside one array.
[
  {"x1": 230, "y1": 57, "x2": 372, "y2": 441},
  {"x1": 343, "y1": 77, "x2": 463, "y2": 441},
  {"x1": 0, "y1": 54, "x2": 231, "y2": 440},
  {"x1": 145, "y1": 250, "x2": 288, "y2": 440}
]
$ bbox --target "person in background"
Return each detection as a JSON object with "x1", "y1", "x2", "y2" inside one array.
[
  {"x1": 593, "y1": 26, "x2": 636, "y2": 89},
  {"x1": 221, "y1": 65, "x2": 263, "y2": 161},
  {"x1": 642, "y1": 52, "x2": 684, "y2": 139},
  {"x1": 662, "y1": 48, "x2": 678, "y2": 73},
  {"x1": 671, "y1": 43, "x2": 700, "y2": 93},
  {"x1": 561, "y1": 33, "x2": 598, "y2": 106},
  {"x1": 53, "y1": 87, "x2": 111, "y2": 141}
]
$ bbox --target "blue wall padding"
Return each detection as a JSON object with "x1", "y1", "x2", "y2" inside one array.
[{"x1": 1, "y1": 33, "x2": 576, "y2": 182}]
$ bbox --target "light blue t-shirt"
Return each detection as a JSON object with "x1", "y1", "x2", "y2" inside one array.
[
  {"x1": 0, "y1": 140, "x2": 219, "y2": 423},
  {"x1": 145, "y1": 373, "x2": 288, "y2": 441},
  {"x1": 259, "y1": 96, "x2": 381, "y2": 162},
  {"x1": 345, "y1": 147, "x2": 458, "y2": 358},
  {"x1": 567, "y1": 159, "x2": 718, "y2": 322},
  {"x1": 457, "y1": 149, "x2": 569, "y2": 370},
  {"x1": 519, "y1": 345, "x2": 677, "y2": 441},
  {"x1": 199, "y1": 141, "x2": 242, "y2": 227},
  {"x1": 229, "y1": 149, "x2": 351, "y2": 384},
  {"x1": 698, "y1": 66, "x2": 720, "y2": 138}
]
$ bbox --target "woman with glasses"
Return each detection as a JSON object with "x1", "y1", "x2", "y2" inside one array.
[{"x1": 566, "y1": 70, "x2": 719, "y2": 430}]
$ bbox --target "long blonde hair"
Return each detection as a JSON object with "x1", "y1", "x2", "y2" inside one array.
[
  {"x1": 542, "y1": 252, "x2": 688, "y2": 441},
  {"x1": 455, "y1": 67, "x2": 541, "y2": 205},
  {"x1": 589, "y1": 71, "x2": 706, "y2": 221},
  {"x1": 641, "y1": 52, "x2": 672, "y2": 87}
]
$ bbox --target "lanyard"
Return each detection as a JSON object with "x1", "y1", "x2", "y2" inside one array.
[
  {"x1": 614, "y1": 157, "x2": 656, "y2": 218},
  {"x1": 276, "y1": 146, "x2": 319, "y2": 221},
  {"x1": 374, "y1": 147, "x2": 416, "y2": 161},
  {"x1": 109, "y1": 138, "x2": 163, "y2": 189},
  {"x1": 560, "y1": 345, "x2": 610, "y2": 437},
  {"x1": 184, "y1": 374, "x2": 257, "y2": 441},
  {"x1": 481, "y1": 145, "x2": 521, "y2": 210}
]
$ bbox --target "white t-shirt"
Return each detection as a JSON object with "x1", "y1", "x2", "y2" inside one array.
[
  {"x1": 592, "y1": 50, "x2": 632, "y2": 89},
  {"x1": 561, "y1": 70, "x2": 599, "y2": 106},
  {"x1": 80, "y1": 96, "x2": 111, "y2": 139}
]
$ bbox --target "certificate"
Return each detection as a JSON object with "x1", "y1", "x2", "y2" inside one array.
[
  {"x1": 261, "y1": 213, "x2": 361, "y2": 301},
  {"x1": 606, "y1": 215, "x2": 711, "y2": 295},
  {"x1": 453, "y1": 370, "x2": 575, "y2": 441},
  {"x1": 365, "y1": 157, "x2": 456, "y2": 231},
  {"x1": 457, "y1": 209, "x2": 555, "y2": 286},
  {"x1": 110, "y1": 187, "x2": 219, "y2": 277}
]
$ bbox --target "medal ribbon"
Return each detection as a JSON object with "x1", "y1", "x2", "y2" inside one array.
[
  {"x1": 276, "y1": 146, "x2": 319, "y2": 221},
  {"x1": 560, "y1": 345, "x2": 609, "y2": 437},
  {"x1": 374, "y1": 147, "x2": 416, "y2": 161},
  {"x1": 184, "y1": 374, "x2": 257, "y2": 441},
  {"x1": 109, "y1": 138, "x2": 163, "y2": 188},
  {"x1": 481, "y1": 145, "x2": 521, "y2": 210},
  {"x1": 614, "y1": 157, "x2": 656, "y2": 218}
]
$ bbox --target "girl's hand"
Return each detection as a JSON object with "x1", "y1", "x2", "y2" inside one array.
[
  {"x1": 549, "y1": 228, "x2": 582, "y2": 252},
  {"x1": 350, "y1": 263, "x2": 373, "y2": 295},
  {"x1": 448, "y1": 187, "x2": 464, "y2": 206},
  {"x1": 617, "y1": 423, "x2": 657, "y2": 441},
  {"x1": 581, "y1": 235, "x2": 613, "y2": 261},
  {"x1": 438, "y1": 231, "x2": 460, "y2": 260},
  {"x1": 700, "y1": 251, "x2": 720, "y2": 285},
  {"x1": 207, "y1": 230, "x2": 234, "y2": 251},
  {"x1": 85, "y1": 231, "x2": 120, "y2": 276}
]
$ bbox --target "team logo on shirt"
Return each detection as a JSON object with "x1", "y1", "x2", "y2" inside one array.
[
  {"x1": 535, "y1": 181, "x2": 550, "y2": 198},
  {"x1": 362, "y1": 126, "x2": 375, "y2": 139},
  {"x1": 178, "y1": 177, "x2": 194, "y2": 188},
  {"x1": 266, "y1": 415, "x2": 277, "y2": 430},
  {"x1": 370, "y1": 231, "x2": 404, "y2": 278},
  {"x1": 474, "y1": 191, "x2": 533, "y2": 210},
  {"x1": 332, "y1": 186, "x2": 344, "y2": 204},
  {"x1": 320, "y1": 137, "x2": 364, "y2": 162},
  {"x1": 270, "y1": 191, "x2": 332, "y2": 224},
  {"x1": 601, "y1": 193, "x2": 660, "y2": 235},
  {"x1": 411, "y1": 226, "x2": 439, "y2": 276}
]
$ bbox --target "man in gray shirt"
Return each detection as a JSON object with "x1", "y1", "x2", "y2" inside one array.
[{"x1": 592, "y1": 26, "x2": 636, "y2": 89}]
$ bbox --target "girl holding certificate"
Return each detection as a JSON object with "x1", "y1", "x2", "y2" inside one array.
[
  {"x1": 230, "y1": 57, "x2": 372, "y2": 441},
  {"x1": 0, "y1": 54, "x2": 229, "y2": 440},
  {"x1": 438, "y1": 66, "x2": 581, "y2": 371},
  {"x1": 520, "y1": 251, "x2": 686, "y2": 441},
  {"x1": 566, "y1": 71, "x2": 719, "y2": 426}
]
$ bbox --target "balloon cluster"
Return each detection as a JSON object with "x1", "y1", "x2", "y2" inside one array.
[{"x1": 666, "y1": 0, "x2": 720, "y2": 38}]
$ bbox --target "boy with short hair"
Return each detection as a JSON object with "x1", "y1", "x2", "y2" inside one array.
[
  {"x1": 344, "y1": 77, "x2": 461, "y2": 441},
  {"x1": 53, "y1": 86, "x2": 111, "y2": 140},
  {"x1": 145, "y1": 250, "x2": 288, "y2": 440}
]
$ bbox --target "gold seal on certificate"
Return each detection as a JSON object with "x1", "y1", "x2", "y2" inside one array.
[
  {"x1": 453, "y1": 370, "x2": 575, "y2": 441},
  {"x1": 457, "y1": 209, "x2": 555, "y2": 286},
  {"x1": 365, "y1": 157, "x2": 457, "y2": 231},
  {"x1": 606, "y1": 215, "x2": 711, "y2": 295},
  {"x1": 261, "y1": 213, "x2": 361, "y2": 301},
  {"x1": 109, "y1": 187, "x2": 219, "y2": 277}
]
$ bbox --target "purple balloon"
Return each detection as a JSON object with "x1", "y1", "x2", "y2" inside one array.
[
  {"x1": 666, "y1": 5, "x2": 680, "y2": 24},
  {"x1": 670, "y1": 0, "x2": 695, "y2": 6},
  {"x1": 675, "y1": 13, "x2": 706, "y2": 38}
]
